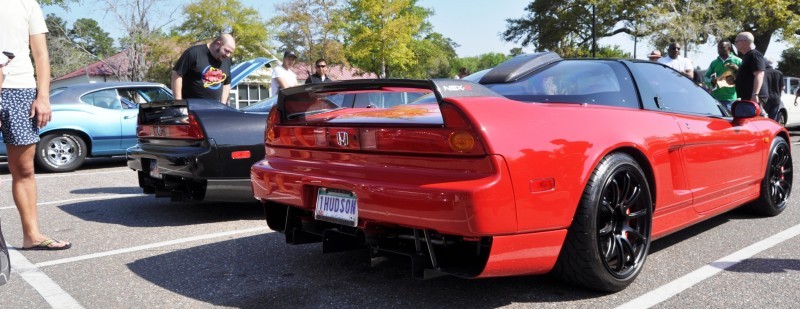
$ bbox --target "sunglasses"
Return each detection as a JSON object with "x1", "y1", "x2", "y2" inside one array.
[
  {"x1": 669, "y1": 47, "x2": 681, "y2": 50},
  {"x1": 316, "y1": 65, "x2": 327, "y2": 68}
]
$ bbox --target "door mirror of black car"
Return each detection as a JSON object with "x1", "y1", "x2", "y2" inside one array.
[{"x1": 731, "y1": 100, "x2": 760, "y2": 119}]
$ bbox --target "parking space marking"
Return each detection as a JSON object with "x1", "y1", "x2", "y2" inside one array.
[
  {"x1": 35, "y1": 227, "x2": 271, "y2": 268},
  {"x1": 1, "y1": 194, "x2": 146, "y2": 210},
  {"x1": 0, "y1": 169, "x2": 130, "y2": 182},
  {"x1": 616, "y1": 222, "x2": 800, "y2": 309},
  {"x1": 8, "y1": 246, "x2": 84, "y2": 309}
]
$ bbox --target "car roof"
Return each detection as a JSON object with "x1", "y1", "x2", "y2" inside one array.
[{"x1": 51, "y1": 82, "x2": 169, "y2": 103}]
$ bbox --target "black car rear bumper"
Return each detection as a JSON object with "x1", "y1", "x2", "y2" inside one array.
[{"x1": 127, "y1": 141, "x2": 255, "y2": 203}]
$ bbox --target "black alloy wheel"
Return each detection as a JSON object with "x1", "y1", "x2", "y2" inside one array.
[
  {"x1": 597, "y1": 165, "x2": 651, "y2": 279},
  {"x1": 750, "y1": 136, "x2": 792, "y2": 216},
  {"x1": 553, "y1": 152, "x2": 653, "y2": 292}
]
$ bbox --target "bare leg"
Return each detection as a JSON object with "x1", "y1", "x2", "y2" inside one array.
[{"x1": 7, "y1": 143, "x2": 69, "y2": 249}]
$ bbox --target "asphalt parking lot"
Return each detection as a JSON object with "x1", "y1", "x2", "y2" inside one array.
[{"x1": 1, "y1": 131, "x2": 800, "y2": 308}]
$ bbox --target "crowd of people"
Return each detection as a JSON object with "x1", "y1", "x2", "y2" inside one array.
[{"x1": 648, "y1": 31, "x2": 800, "y2": 120}]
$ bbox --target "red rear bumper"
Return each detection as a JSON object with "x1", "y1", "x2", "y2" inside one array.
[{"x1": 251, "y1": 149, "x2": 518, "y2": 236}]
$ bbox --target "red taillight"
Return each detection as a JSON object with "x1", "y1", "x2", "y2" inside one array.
[
  {"x1": 137, "y1": 113, "x2": 205, "y2": 140},
  {"x1": 265, "y1": 106, "x2": 280, "y2": 144},
  {"x1": 265, "y1": 103, "x2": 486, "y2": 156}
]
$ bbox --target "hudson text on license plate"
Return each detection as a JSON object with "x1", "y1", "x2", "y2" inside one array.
[{"x1": 314, "y1": 188, "x2": 358, "y2": 227}]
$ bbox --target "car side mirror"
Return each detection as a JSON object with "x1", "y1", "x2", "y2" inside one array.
[{"x1": 730, "y1": 100, "x2": 760, "y2": 119}]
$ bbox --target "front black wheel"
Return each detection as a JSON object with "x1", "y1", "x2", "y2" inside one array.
[
  {"x1": 748, "y1": 136, "x2": 792, "y2": 216},
  {"x1": 553, "y1": 153, "x2": 653, "y2": 292}
]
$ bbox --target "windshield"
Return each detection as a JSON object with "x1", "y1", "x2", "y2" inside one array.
[{"x1": 242, "y1": 96, "x2": 278, "y2": 112}]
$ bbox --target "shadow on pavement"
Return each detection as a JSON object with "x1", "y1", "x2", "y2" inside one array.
[
  {"x1": 71, "y1": 187, "x2": 143, "y2": 195},
  {"x1": 58, "y1": 197, "x2": 263, "y2": 227},
  {"x1": 127, "y1": 234, "x2": 605, "y2": 308},
  {"x1": 719, "y1": 258, "x2": 800, "y2": 274},
  {"x1": 649, "y1": 207, "x2": 762, "y2": 254}
]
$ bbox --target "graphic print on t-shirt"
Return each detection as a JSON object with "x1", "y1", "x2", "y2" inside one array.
[{"x1": 202, "y1": 66, "x2": 227, "y2": 89}]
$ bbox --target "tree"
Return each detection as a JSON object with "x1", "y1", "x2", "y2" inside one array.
[
  {"x1": 405, "y1": 32, "x2": 458, "y2": 78},
  {"x1": 510, "y1": 47, "x2": 525, "y2": 57},
  {"x1": 175, "y1": 0, "x2": 271, "y2": 61},
  {"x1": 778, "y1": 47, "x2": 800, "y2": 77},
  {"x1": 270, "y1": 0, "x2": 347, "y2": 68},
  {"x1": 45, "y1": 14, "x2": 93, "y2": 78},
  {"x1": 40, "y1": 0, "x2": 77, "y2": 7},
  {"x1": 644, "y1": 0, "x2": 734, "y2": 56},
  {"x1": 99, "y1": 0, "x2": 177, "y2": 81},
  {"x1": 503, "y1": 1, "x2": 640, "y2": 55},
  {"x1": 719, "y1": 0, "x2": 800, "y2": 53},
  {"x1": 70, "y1": 18, "x2": 117, "y2": 58},
  {"x1": 454, "y1": 52, "x2": 513, "y2": 77},
  {"x1": 344, "y1": 0, "x2": 431, "y2": 78},
  {"x1": 144, "y1": 32, "x2": 191, "y2": 85}
]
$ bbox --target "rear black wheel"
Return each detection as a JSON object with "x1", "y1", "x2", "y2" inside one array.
[
  {"x1": 748, "y1": 136, "x2": 792, "y2": 216},
  {"x1": 35, "y1": 133, "x2": 87, "y2": 173},
  {"x1": 553, "y1": 153, "x2": 652, "y2": 292}
]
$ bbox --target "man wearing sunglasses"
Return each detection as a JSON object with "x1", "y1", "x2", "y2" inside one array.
[
  {"x1": 305, "y1": 58, "x2": 333, "y2": 84},
  {"x1": 658, "y1": 42, "x2": 695, "y2": 79}
]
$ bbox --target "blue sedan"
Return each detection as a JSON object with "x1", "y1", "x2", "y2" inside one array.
[{"x1": 0, "y1": 82, "x2": 173, "y2": 172}]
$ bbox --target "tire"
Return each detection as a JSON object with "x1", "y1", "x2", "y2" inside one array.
[
  {"x1": 777, "y1": 110, "x2": 787, "y2": 127},
  {"x1": 35, "y1": 133, "x2": 87, "y2": 173},
  {"x1": 552, "y1": 153, "x2": 653, "y2": 292},
  {"x1": 748, "y1": 136, "x2": 792, "y2": 216}
]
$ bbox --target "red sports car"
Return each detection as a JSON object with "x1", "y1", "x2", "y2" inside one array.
[{"x1": 250, "y1": 53, "x2": 792, "y2": 291}]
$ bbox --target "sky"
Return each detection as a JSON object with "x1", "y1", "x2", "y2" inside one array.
[{"x1": 44, "y1": 0, "x2": 791, "y2": 70}]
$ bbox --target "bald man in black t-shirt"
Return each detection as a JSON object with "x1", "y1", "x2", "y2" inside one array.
[{"x1": 171, "y1": 34, "x2": 236, "y2": 104}]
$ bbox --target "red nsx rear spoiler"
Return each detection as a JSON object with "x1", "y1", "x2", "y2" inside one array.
[{"x1": 275, "y1": 79, "x2": 502, "y2": 124}]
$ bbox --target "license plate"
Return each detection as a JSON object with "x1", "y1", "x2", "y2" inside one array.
[
  {"x1": 149, "y1": 160, "x2": 161, "y2": 179},
  {"x1": 314, "y1": 188, "x2": 358, "y2": 227}
]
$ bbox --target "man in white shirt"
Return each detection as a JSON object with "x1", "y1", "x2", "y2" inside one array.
[
  {"x1": 270, "y1": 51, "x2": 298, "y2": 97},
  {"x1": 658, "y1": 42, "x2": 694, "y2": 79}
]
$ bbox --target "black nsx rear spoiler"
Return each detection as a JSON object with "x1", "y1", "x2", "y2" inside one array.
[{"x1": 276, "y1": 78, "x2": 502, "y2": 121}]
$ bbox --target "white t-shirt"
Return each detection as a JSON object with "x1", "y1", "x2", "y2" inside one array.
[
  {"x1": 0, "y1": 0, "x2": 48, "y2": 89},
  {"x1": 270, "y1": 65, "x2": 297, "y2": 97},
  {"x1": 658, "y1": 56, "x2": 694, "y2": 74}
]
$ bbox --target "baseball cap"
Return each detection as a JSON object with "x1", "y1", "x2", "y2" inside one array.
[{"x1": 283, "y1": 51, "x2": 297, "y2": 59}]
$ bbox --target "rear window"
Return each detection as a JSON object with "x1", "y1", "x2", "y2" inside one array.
[
  {"x1": 282, "y1": 89, "x2": 433, "y2": 123},
  {"x1": 484, "y1": 60, "x2": 639, "y2": 108}
]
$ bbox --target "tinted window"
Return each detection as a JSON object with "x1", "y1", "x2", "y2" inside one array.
[
  {"x1": 630, "y1": 62, "x2": 723, "y2": 116},
  {"x1": 81, "y1": 89, "x2": 122, "y2": 110},
  {"x1": 484, "y1": 61, "x2": 639, "y2": 108},
  {"x1": 118, "y1": 87, "x2": 173, "y2": 109}
]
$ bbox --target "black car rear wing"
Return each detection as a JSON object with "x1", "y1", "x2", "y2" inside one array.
[{"x1": 277, "y1": 78, "x2": 502, "y2": 122}]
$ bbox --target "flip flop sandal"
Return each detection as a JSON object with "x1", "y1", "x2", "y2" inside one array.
[{"x1": 21, "y1": 239, "x2": 72, "y2": 251}]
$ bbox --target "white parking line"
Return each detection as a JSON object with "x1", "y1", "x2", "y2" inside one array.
[
  {"x1": 35, "y1": 227, "x2": 271, "y2": 268},
  {"x1": 1, "y1": 194, "x2": 146, "y2": 210},
  {"x1": 8, "y1": 246, "x2": 84, "y2": 309},
  {"x1": 0, "y1": 169, "x2": 131, "y2": 182},
  {"x1": 617, "y1": 222, "x2": 800, "y2": 309}
]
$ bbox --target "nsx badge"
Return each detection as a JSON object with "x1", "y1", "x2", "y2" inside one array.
[
  {"x1": 154, "y1": 126, "x2": 165, "y2": 137},
  {"x1": 442, "y1": 85, "x2": 473, "y2": 91},
  {"x1": 337, "y1": 132, "x2": 349, "y2": 146}
]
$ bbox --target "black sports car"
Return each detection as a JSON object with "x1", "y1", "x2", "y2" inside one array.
[{"x1": 127, "y1": 87, "x2": 430, "y2": 202}]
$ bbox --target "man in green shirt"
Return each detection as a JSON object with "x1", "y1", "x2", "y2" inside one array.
[{"x1": 704, "y1": 41, "x2": 742, "y2": 110}]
